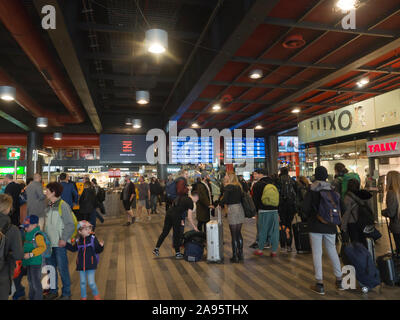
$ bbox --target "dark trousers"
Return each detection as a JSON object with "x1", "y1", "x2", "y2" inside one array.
[
  {"x1": 156, "y1": 214, "x2": 182, "y2": 253},
  {"x1": 279, "y1": 201, "x2": 295, "y2": 248},
  {"x1": 98, "y1": 202, "x2": 106, "y2": 215},
  {"x1": 13, "y1": 266, "x2": 27, "y2": 299},
  {"x1": 0, "y1": 274, "x2": 11, "y2": 300},
  {"x1": 27, "y1": 265, "x2": 42, "y2": 300},
  {"x1": 348, "y1": 223, "x2": 366, "y2": 247}
]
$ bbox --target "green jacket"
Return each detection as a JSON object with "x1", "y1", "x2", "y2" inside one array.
[{"x1": 23, "y1": 226, "x2": 45, "y2": 266}]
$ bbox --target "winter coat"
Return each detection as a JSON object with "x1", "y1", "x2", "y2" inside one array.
[
  {"x1": 26, "y1": 181, "x2": 46, "y2": 217},
  {"x1": 386, "y1": 190, "x2": 400, "y2": 234},
  {"x1": 66, "y1": 234, "x2": 104, "y2": 271},
  {"x1": 342, "y1": 190, "x2": 373, "y2": 232},
  {"x1": 79, "y1": 188, "x2": 97, "y2": 215},
  {"x1": 196, "y1": 181, "x2": 211, "y2": 222}
]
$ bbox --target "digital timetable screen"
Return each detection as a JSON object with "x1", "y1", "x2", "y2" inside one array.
[
  {"x1": 225, "y1": 137, "x2": 266, "y2": 160},
  {"x1": 170, "y1": 136, "x2": 214, "y2": 164}
]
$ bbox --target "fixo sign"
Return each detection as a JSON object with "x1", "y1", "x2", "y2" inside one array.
[{"x1": 367, "y1": 138, "x2": 400, "y2": 157}]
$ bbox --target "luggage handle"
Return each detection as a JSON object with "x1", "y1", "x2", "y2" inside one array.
[{"x1": 384, "y1": 216, "x2": 396, "y2": 256}]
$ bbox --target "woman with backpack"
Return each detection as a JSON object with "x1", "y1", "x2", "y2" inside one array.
[
  {"x1": 66, "y1": 220, "x2": 104, "y2": 300},
  {"x1": 341, "y1": 179, "x2": 374, "y2": 247},
  {"x1": 385, "y1": 171, "x2": 400, "y2": 254},
  {"x1": 219, "y1": 172, "x2": 245, "y2": 263}
]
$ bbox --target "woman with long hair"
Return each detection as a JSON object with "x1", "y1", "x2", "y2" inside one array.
[
  {"x1": 219, "y1": 172, "x2": 245, "y2": 263},
  {"x1": 386, "y1": 171, "x2": 400, "y2": 254}
]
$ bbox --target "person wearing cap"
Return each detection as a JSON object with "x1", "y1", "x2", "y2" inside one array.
[
  {"x1": 196, "y1": 172, "x2": 213, "y2": 232},
  {"x1": 66, "y1": 220, "x2": 104, "y2": 300},
  {"x1": 22, "y1": 215, "x2": 46, "y2": 300},
  {"x1": 302, "y1": 166, "x2": 344, "y2": 295}
]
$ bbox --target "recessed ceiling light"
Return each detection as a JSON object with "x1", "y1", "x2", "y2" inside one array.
[
  {"x1": 0, "y1": 86, "x2": 16, "y2": 101},
  {"x1": 357, "y1": 77, "x2": 369, "y2": 87},
  {"x1": 336, "y1": 0, "x2": 357, "y2": 11},
  {"x1": 212, "y1": 104, "x2": 221, "y2": 111},
  {"x1": 255, "y1": 125, "x2": 263, "y2": 130},
  {"x1": 292, "y1": 108, "x2": 301, "y2": 113},
  {"x1": 192, "y1": 123, "x2": 199, "y2": 128},
  {"x1": 249, "y1": 69, "x2": 263, "y2": 79}
]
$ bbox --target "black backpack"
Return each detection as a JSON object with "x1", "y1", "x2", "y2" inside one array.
[
  {"x1": 348, "y1": 192, "x2": 375, "y2": 232},
  {"x1": 280, "y1": 176, "x2": 296, "y2": 201},
  {"x1": 0, "y1": 222, "x2": 11, "y2": 271}
]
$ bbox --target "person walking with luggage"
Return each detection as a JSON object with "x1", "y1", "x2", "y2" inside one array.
[
  {"x1": 196, "y1": 172, "x2": 213, "y2": 233},
  {"x1": 302, "y1": 166, "x2": 344, "y2": 295},
  {"x1": 120, "y1": 175, "x2": 136, "y2": 226},
  {"x1": 66, "y1": 220, "x2": 104, "y2": 300},
  {"x1": 384, "y1": 171, "x2": 400, "y2": 254},
  {"x1": 341, "y1": 179, "x2": 374, "y2": 246},
  {"x1": 153, "y1": 192, "x2": 199, "y2": 259},
  {"x1": 277, "y1": 167, "x2": 297, "y2": 252},
  {"x1": 43, "y1": 182, "x2": 76, "y2": 300},
  {"x1": 252, "y1": 169, "x2": 280, "y2": 258},
  {"x1": 219, "y1": 173, "x2": 245, "y2": 263},
  {"x1": 0, "y1": 194, "x2": 23, "y2": 300}
]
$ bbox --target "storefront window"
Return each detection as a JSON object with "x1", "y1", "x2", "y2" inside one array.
[{"x1": 52, "y1": 148, "x2": 100, "y2": 160}]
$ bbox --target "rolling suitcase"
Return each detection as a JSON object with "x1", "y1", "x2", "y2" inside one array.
[
  {"x1": 366, "y1": 237, "x2": 376, "y2": 262},
  {"x1": 377, "y1": 217, "x2": 400, "y2": 286},
  {"x1": 292, "y1": 215, "x2": 311, "y2": 253},
  {"x1": 206, "y1": 206, "x2": 224, "y2": 263}
]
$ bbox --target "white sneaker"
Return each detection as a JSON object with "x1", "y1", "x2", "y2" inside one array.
[{"x1": 147, "y1": 216, "x2": 151, "y2": 221}]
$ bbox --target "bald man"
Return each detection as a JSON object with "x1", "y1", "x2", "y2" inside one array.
[{"x1": 26, "y1": 173, "x2": 47, "y2": 229}]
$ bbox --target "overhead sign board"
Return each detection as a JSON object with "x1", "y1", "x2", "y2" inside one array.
[{"x1": 0, "y1": 166, "x2": 25, "y2": 175}]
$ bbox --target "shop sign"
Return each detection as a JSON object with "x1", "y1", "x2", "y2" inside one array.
[
  {"x1": 108, "y1": 169, "x2": 121, "y2": 177},
  {"x1": 366, "y1": 138, "x2": 400, "y2": 157},
  {"x1": 7, "y1": 147, "x2": 21, "y2": 160},
  {"x1": 0, "y1": 166, "x2": 25, "y2": 175},
  {"x1": 88, "y1": 166, "x2": 101, "y2": 173}
]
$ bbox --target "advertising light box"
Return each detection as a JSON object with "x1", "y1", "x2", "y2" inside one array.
[
  {"x1": 100, "y1": 134, "x2": 152, "y2": 164},
  {"x1": 278, "y1": 136, "x2": 299, "y2": 153}
]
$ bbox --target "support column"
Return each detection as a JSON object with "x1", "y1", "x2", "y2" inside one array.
[
  {"x1": 316, "y1": 146, "x2": 321, "y2": 167},
  {"x1": 266, "y1": 135, "x2": 278, "y2": 175},
  {"x1": 26, "y1": 131, "x2": 43, "y2": 179},
  {"x1": 157, "y1": 163, "x2": 167, "y2": 181}
]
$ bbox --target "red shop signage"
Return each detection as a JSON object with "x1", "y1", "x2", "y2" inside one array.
[{"x1": 366, "y1": 138, "x2": 400, "y2": 157}]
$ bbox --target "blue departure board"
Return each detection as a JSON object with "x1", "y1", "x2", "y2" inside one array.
[
  {"x1": 170, "y1": 136, "x2": 214, "y2": 164},
  {"x1": 225, "y1": 137, "x2": 266, "y2": 160}
]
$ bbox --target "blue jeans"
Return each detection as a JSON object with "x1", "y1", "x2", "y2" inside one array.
[
  {"x1": 79, "y1": 270, "x2": 99, "y2": 298},
  {"x1": 45, "y1": 247, "x2": 71, "y2": 297},
  {"x1": 150, "y1": 194, "x2": 158, "y2": 212}
]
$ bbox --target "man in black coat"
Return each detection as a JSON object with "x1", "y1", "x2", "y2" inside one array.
[{"x1": 4, "y1": 174, "x2": 22, "y2": 226}]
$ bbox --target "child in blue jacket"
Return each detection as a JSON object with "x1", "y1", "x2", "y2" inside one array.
[{"x1": 66, "y1": 220, "x2": 104, "y2": 300}]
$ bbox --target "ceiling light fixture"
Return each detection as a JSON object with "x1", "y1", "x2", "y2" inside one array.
[
  {"x1": 36, "y1": 117, "x2": 48, "y2": 128},
  {"x1": 192, "y1": 123, "x2": 199, "y2": 128},
  {"x1": 255, "y1": 125, "x2": 263, "y2": 130},
  {"x1": 53, "y1": 132, "x2": 62, "y2": 140},
  {"x1": 336, "y1": 0, "x2": 357, "y2": 11},
  {"x1": 292, "y1": 108, "x2": 301, "y2": 113},
  {"x1": 357, "y1": 77, "x2": 369, "y2": 87},
  {"x1": 132, "y1": 119, "x2": 142, "y2": 129},
  {"x1": 136, "y1": 90, "x2": 150, "y2": 105},
  {"x1": 145, "y1": 29, "x2": 168, "y2": 54},
  {"x1": 212, "y1": 104, "x2": 221, "y2": 111},
  {"x1": 0, "y1": 86, "x2": 16, "y2": 101},
  {"x1": 249, "y1": 69, "x2": 263, "y2": 79},
  {"x1": 125, "y1": 118, "x2": 133, "y2": 125}
]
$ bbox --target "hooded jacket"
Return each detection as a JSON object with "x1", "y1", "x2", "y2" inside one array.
[
  {"x1": 386, "y1": 190, "x2": 400, "y2": 234},
  {"x1": 342, "y1": 190, "x2": 373, "y2": 232},
  {"x1": 66, "y1": 234, "x2": 104, "y2": 271},
  {"x1": 302, "y1": 180, "x2": 339, "y2": 234}
]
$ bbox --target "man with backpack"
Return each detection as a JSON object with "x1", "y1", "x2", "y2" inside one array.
[
  {"x1": 333, "y1": 163, "x2": 360, "y2": 199},
  {"x1": 252, "y1": 169, "x2": 280, "y2": 258},
  {"x1": 302, "y1": 166, "x2": 344, "y2": 295},
  {"x1": 92, "y1": 178, "x2": 106, "y2": 216},
  {"x1": 59, "y1": 173, "x2": 78, "y2": 210},
  {"x1": 277, "y1": 167, "x2": 297, "y2": 252}
]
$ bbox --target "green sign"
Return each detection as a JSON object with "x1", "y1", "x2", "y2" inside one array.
[
  {"x1": 0, "y1": 167, "x2": 25, "y2": 175},
  {"x1": 7, "y1": 147, "x2": 21, "y2": 160}
]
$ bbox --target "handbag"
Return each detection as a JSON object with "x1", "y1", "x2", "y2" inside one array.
[{"x1": 241, "y1": 192, "x2": 256, "y2": 218}]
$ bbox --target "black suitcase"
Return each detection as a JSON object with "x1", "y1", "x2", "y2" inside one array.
[
  {"x1": 292, "y1": 216, "x2": 311, "y2": 253},
  {"x1": 376, "y1": 217, "x2": 400, "y2": 286}
]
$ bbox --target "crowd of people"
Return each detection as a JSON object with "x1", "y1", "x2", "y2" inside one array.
[{"x1": 1, "y1": 162, "x2": 400, "y2": 299}]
